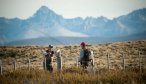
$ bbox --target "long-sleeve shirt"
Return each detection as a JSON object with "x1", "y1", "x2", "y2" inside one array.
[
  {"x1": 79, "y1": 49, "x2": 84, "y2": 62},
  {"x1": 79, "y1": 49, "x2": 94, "y2": 61},
  {"x1": 44, "y1": 50, "x2": 54, "y2": 64}
]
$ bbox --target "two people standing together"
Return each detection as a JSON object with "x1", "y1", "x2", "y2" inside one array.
[
  {"x1": 44, "y1": 42, "x2": 94, "y2": 72},
  {"x1": 43, "y1": 45, "x2": 62, "y2": 72}
]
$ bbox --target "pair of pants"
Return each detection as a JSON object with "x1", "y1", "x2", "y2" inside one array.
[
  {"x1": 46, "y1": 64, "x2": 53, "y2": 72},
  {"x1": 43, "y1": 61, "x2": 53, "y2": 72}
]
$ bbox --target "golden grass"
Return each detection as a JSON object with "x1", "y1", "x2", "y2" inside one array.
[
  {"x1": 0, "y1": 40, "x2": 146, "y2": 84},
  {"x1": 0, "y1": 40, "x2": 146, "y2": 70},
  {"x1": 0, "y1": 67, "x2": 146, "y2": 84}
]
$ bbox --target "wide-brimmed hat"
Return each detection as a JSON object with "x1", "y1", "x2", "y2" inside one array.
[{"x1": 48, "y1": 45, "x2": 53, "y2": 48}]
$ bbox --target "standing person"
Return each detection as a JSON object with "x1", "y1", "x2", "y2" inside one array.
[
  {"x1": 44, "y1": 45, "x2": 54, "y2": 72},
  {"x1": 79, "y1": 42, "x2": 93, "y2": 69}
]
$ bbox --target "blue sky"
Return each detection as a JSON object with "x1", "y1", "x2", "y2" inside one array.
[{"x1": 0, "y1": 0, "x2": 146, "y2": 19}]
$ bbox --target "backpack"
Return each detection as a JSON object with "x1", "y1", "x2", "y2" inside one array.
[{"x1": 82, "y1": 49, "x2": 91, "y2": 61}]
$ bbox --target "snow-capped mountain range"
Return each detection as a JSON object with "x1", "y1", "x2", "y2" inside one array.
[{"x1": 0, "y1": 6, "x2": 146, "y2": 45}]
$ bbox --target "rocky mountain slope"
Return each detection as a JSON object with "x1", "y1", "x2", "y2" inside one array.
[{"x1": 0, "y1": 6, "x2": 146, "y2": 45}]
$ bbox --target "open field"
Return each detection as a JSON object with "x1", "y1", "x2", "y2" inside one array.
[
  {"x1": 0, "y1": 40, "x2": 146, "y2": 70},
  {"x1": 0, "y1": 40, "x2": 146, "y2": 84},
  {"x1": 0, "y1": 67, "x2": 146, "y2": 84}
]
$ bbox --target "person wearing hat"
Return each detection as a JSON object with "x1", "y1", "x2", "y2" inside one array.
[
  {"x1": 79, "y1": 42, "x2": 93, "y2": 68},
  {"x1": 79, "y1": 42, "x2": 86, "y2": 63},
  {"x1": 44, "y1": 45, "x2": 54, "y2": 72}
]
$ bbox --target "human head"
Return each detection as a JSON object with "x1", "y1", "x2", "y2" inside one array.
[
  {"x1": 80, "y1": 42, "x2": 86, "y2": 49},
  {"x1": 48, "y1": 45, "x2": 53, "y2": 50}
]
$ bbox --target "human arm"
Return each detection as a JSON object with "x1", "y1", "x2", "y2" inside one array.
[{"x1": 79, "y1": 49, "x2": 84, "y2": 62}]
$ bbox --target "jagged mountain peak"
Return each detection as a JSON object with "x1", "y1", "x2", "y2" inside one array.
[
  {"x1": 39, "y1": 6, "x2": 49, "y2": 10},
  {"x1": 126, "y1": 8, "x2": 146, "y2": 19},
  {"x1": 28, "y1": 6, "x2": 63, "y2": 24},
  {"x1": 117, "y1": 8, "x2": 146, "y2": 21},
  {"x1": 97, "y1": 16, "x2": 108, "y2": 20},
  {"x1": 0, "y1": 7, "x2": 146, "y2": 45},
  {"x1": 134, "y1": 8, "x2": 146, "y2": 13},
  {"x1": 37, "y1": 6, "x2": 54, "y2": 13},
  {"x1": 32, "y1": 6, "x2": 59, "y2": 18}
]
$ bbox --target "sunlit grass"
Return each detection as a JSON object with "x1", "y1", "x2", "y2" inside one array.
[{"x1": 0, "y1": 67, "x2": 146, "y2": 84}]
